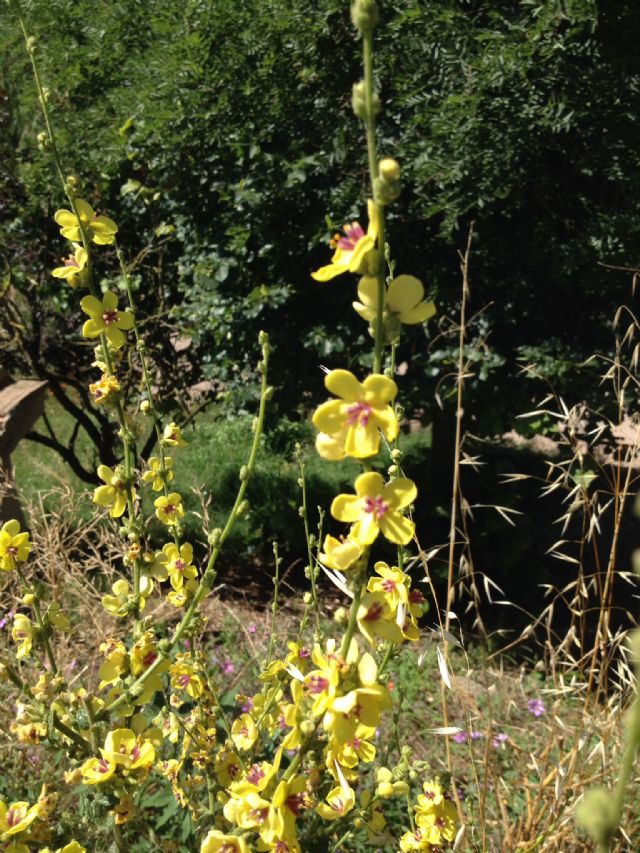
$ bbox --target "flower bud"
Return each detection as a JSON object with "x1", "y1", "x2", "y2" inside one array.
[
  {"x1": 208, "y1": 528, "x2": 222, "y2": 546},
  {"x1": 351, "y1": 0, "x2": 379, "y2": 34},
  {"x1": 334, "y1": 607, "x2": 348, "y2": 624},
  {"x1": 22, "y1": 593, "x2": 35, "y2": 606},
  {"x1": 139, "y1": 399, "x2": 151, "y2": 414},
  {"x1": 37, "y1": 131, "x2": 49, "y2": 150},
  {"x1": 379, "y1": 158, "x2": 400, "y2": 182},
  {"x1": 300, "y1": 720, "x2": 315, "y2": 736},
  {"x1": 27, "y1": 37, "x2": 37, "y2": 51},
  {"x1": 303, "y1": 592, "x2": 312, "y2": 604},
  {"x1": 352, "y1": 80, "x2": 381, "y2": 121}
]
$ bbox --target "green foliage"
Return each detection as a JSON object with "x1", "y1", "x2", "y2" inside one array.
[{"x1": 3, "y1": 0, "x2": 639, "y2": 428}]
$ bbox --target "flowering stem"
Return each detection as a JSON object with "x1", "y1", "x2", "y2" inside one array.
[
  {"x1": 97, "y1": 334, "x2": 270, "y2": 720},
  {"x1": 266, "y1": 542, "x2": 282, "y2": 667},
  {"x1": 362, "y1": 30, "x2": 386, "y2": 375},
  {"x1": 296, "y1": 447, "x2": 321, "y2": 642}
]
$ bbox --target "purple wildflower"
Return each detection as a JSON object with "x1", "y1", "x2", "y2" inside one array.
[{"x1": 527, "y1": 698, "x2": 546, "y2": 717}]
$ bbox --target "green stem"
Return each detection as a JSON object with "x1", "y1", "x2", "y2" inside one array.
[
  {"x1": 266, "y1": 542, "x2": 282, "y2": 666},
  {"x1": 296, "y1": 447, "x2": 321, "y2": 641},
  {"x1": 16, "y1": 566, "x2": 58, "y2": 675},
  {"x1": 363, "y1": 30, "x2": 386, "y2": 375},
  {"x1": 52, "y1": 714, "x2": 93, "y2": 755}
]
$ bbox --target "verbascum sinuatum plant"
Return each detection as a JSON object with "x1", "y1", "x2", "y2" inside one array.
[{"x1": 2, "y1": 1, "x2": 458, "y2": 850}]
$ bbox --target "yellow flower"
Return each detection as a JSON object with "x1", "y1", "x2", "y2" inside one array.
[
  {"x1": 161, "y1": 542, "x2": 197, "y2": 590},
  {"x1": 154, "y1": 492, "x2": 184, "y2": 525},
  {"x1": 80, "y1": 291, "x2": 134, "y2": 348},
  {"x1": 200, "y1": 830, "x2": 250, "y2": 853},
  {"x1": 415, "y1": 797, "x2": 458, "y2": 845},
  {"x1": 316, "y1": 783, "x2": 355, "y2": 820},
  {"x1": 51, "y1": 244, "x2": 88, "y2": 288},
  {"x1": 89, "y1": 372, "x2": 121, "y2": 405},
  {"x1": 331, "y1": 471, "x2": 416, "y2": 546},
  {"x1": 312, "y1": 370, "x2": 398, "y2": 459},
  {"x1": 142, "y1": 456, "x2": 174, "y2": 491},
  {"x1": 330, "y1": 724, "x2": 376, "y2": 768},
  {"x1": 12, "y1": 614, "x2": 32, "y2": 659},
  {"x1": 353, "y1": 274, "x2": 436, "y2": 336},
  {"x1": 170, "y1": 662, "x2": 205, "y2": 699},
  {"x1": 325, "y1": 653, "x2": 391, "y2": 742},
  {"x1": 215, "y1": 750, "x2": 244, "y2": 787},
  {"x1": 93, "y1": 465, "x2": 131, "y2": 518},
  {"x1": 54, "y1": 198, "x2": 118, "y2": 245},
  {"x1": 79, "y1": 756, "x2": 116, "y2": 785},
  {"x1": 317, "y1": 535, "x2": 362, "y2": 572},
  {"x1": 102, "y1": 728, "x2": 155, "y2": 770},
  {"x1": 41, "y1": 842, "x2": 87, "y2": 853},
  {"x1": 223, "y1": 790, "x2": 270, "y2": 830},
  {"x1": 367, "y1": 561, "x2": 409, "y2": 608},
  {"x1": 98, "y1": 639, "x2": 128, "y2": 689},
  {"x1": 0, "y1": 520, "x2": 31, "y2": 572},
  {"x1": 162, "y1": 422, "x2": 187, "y2": 447},
  {"x1": 261, "y1": 775, "x2": 308, "y2": 847},
  {"x1": 0, "y1": 799, "x2": 39, "y2": 839},
  {"x1": 231, "y1": 713, "x2": 258, "y2": 751},
  {"x1": 312, "y1": 199, "x2": 379, "y2": 281},
  {"x1": 102, "y1": 579, "x2": 142, "y2": 617},
  {"x1": 357, "y1": 591, "x2": 404, "y2": 646}
]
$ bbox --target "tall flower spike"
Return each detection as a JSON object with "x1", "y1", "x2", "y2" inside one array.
[
  {"x1": 312, "y1": 369, "x2": 398, "y2": 459},
  {"x1": 54, "y1": 198, "x2": 118, "y2": 245},
  {"x1": 331, "y1": 471, "x2": 416, "y2": 545},
  {"x1": 312, "y1": 200, "x2": 379, "y2": 282}
]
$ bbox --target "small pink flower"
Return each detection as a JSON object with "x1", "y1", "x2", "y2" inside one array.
[
  {"x1": 527, "y1": 698, "x2": 546, "y2": 717},
  {"x1": 221, "y1": 660, "x2": 235, "y2": 676},
  {"x1": 492, "y1": 732, "x2": 509, "y2": 748}
]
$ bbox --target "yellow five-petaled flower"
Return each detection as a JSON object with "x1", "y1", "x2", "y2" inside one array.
[
  {"x1": 80, "y1": 291, "x2": 134, "y2": 349},
  {"x1": 331, "y1": 471, "x2": 416, "y2": 545},
  {"x1": 312, "y1": 200, "x2": 379, "y2": 282},
  {"x1": 0, "y1": 520, "x2": 31, "y2": 572},
  {"x1": 313, "y1": 369, "x2": 398, "y2": 459},
  {"x1": 54, "y1": 198, "x2": 118, "y2": 245}
]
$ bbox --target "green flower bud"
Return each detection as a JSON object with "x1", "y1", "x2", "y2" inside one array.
[
  {"x1": 352, "y1": 80, "x2": 381, "y2": 121},
  {"x1": 351, "y1": 0, "x2": 379, "y2": 34}
]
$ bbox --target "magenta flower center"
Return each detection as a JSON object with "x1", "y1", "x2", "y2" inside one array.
[
  {"x1": 381, "y1": 579, "x2": 396, "y2": 593},
  {"x1": 306, "y1": 674, "x2": 329, "y2": 695},
  {"x1": 337, "y1": 221, "x2": 365, "y2": 250},
  {"x1": 174, "y1": 559, "x2": 186, "y2": 572},
  {"x1": 286, "y1": 793, "x2": 304, "y2": 815},
  {"x1": 64, "y1": 256, "x2": 80, "y2": 268},
  {"x1": 363, "y1": 495, "x2": 389, "y2": 519},
  {"x1": 102, "y1": 309, "x2": 119, "y2": 325},
  {"x1": 364, "y1": 602, "x2": 383, "y2": 623},
  {"x1": 178, "y1": 673, "x2": 191, "y2": 687},
  {"x1": 246, "y1": 765, "x2": 265, "y2": 785},
  {"x1": 346, "y1": 400, "x2": 373, "y2": 427}
]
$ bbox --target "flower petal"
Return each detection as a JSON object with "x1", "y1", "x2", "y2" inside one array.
[
  {"x1": 384, "y1": 477, "x2": 417, "y2": 509},
  {"x1": 380, "y1": 512, "x2": 414, "y2": 545},
  {"x1": 80, "y1": 295, "x2": 103, "y2": 318},
  {"x1": 354, "y1": 471, "x2": 385, "y2": 498},
  {"x1": 331, "y1": 494, "x2": 362, "y2": 523},
  {"x1": 387, "y1": 275, "x2": 425, "y2": 313},
  {"x1": 325, "y1": 369, "x2": 362, "y2": 402},
  {"x1": 362, "y1": 374, "x2": 397, "y2": 404}
]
